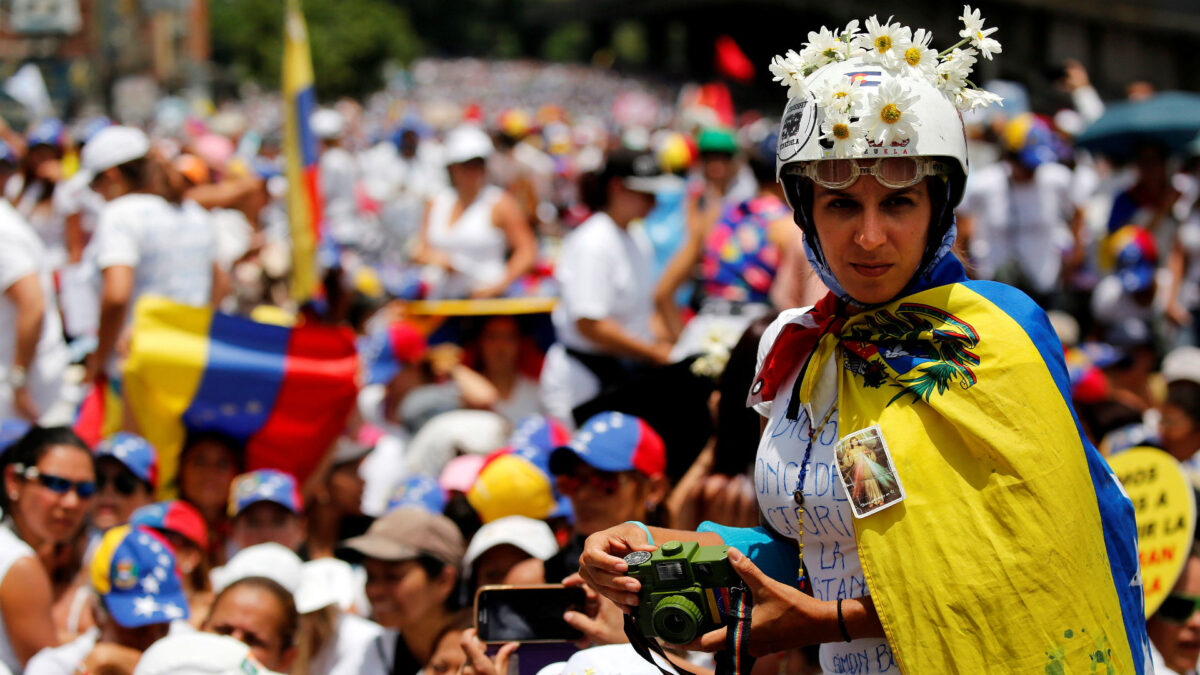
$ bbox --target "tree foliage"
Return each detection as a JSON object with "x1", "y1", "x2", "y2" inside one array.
[{"x1": 210, "y1": 0, "x2": 421, "y2": 99}]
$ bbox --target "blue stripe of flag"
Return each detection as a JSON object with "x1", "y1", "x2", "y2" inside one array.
[
  {"x1": 182, "y1": 314, "x2": 291, "y2": 444},
  {"x1": 295, "y1": 86, "x2": 319, "y2": 169},
  {"x1": 965, "y1": 280, "x2": 1148, "y2": 674}
]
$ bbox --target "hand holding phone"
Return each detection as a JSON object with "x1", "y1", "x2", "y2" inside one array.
[{"x1": 475, "y1": 584, "x2": 587, "y2": 643}]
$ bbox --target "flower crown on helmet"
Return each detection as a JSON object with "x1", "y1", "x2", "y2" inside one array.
[{"x1": 769, "y1": 6, "x2": 1004, "y2": 158}]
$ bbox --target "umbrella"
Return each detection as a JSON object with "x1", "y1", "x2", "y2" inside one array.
[{"x1": 1075, "y1": 91, "x2": 1200, "y2": 159}]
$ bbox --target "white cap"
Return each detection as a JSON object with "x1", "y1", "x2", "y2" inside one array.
[
  {"x1": 80, "y1": 126, "x2": 150, "y2": 178},
  {"x1": 134, "y1": 632, "x2": 284, "y2": 675},
  {"x1": 1163, "y1": 346, "x2": 1200, "y2": 386},
  {"x1": 443, "y1": 125, "x2": 493, "y2": 165},
  {"x1": 294, "y1": 558, "x2": 361, "y2": 614},
  {"x1": 463, "y1": 515, "x2": 559, "y2": 571},
  {"x1": 535, "y1": 644, "x2": 672, "y2": 675},
  {"x1": 311, "y1": 108, "x2": 345, "y2": 140},
  {"x1": 210, "y1": 543, "x2": 302, "y2": 595}
]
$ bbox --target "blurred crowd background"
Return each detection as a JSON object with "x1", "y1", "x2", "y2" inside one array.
[{"x1": 0, "y1": 0, "x2": 1200, "y2": 674}]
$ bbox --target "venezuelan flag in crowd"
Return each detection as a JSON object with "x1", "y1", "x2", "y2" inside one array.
[
  {"x1": 283, "y1": 0, "x2": 322, "y2": 302},
  {"x1": 121, "y1": 297, "x2": 358, "y2": 497}
]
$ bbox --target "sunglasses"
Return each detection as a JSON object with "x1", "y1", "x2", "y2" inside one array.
[
  {"x1": 1158, "y1": 593, "x2": 1200, "y2": 624},
  {"x1": 556, "y1": 471, "x2": 625, "y2": 497},
  {"x1": 786, "y1": 156, "x2": 948, "y2": 191},
  {"x1": 15, "y1": 464, "x2": 96, "y2": 498},
  {"x1": 97, "y1": 470, "x2": 145, "y2": 496}
]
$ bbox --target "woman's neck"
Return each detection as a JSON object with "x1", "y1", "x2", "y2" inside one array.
[
  {"x1": 401, "y1": 608, "x2": 451, "y2": 664},
  {"x1": 10, "y1": 514, "x2": 47, "y2": 552},
  {"x1": 604, "y1": 208, "x2": 633, "y2": 229},
  {"x1": 485, "y1": 366, "x2": 517, "y2": 397},
  {"x1": 456, "y1": 183, "x2": 482, "y2": 206}
]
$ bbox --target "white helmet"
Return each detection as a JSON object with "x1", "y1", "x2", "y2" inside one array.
[
  {"x1": 777, "y1": 54, "x2": 968, "y2": 180},
  {"x1": 769, "y1": 12, "x2": 1002, "y2": 266}
]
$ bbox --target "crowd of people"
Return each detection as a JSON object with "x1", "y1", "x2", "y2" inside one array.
[{"x1": 0, "y1": 9, "x2": 1199, "y2": 673}]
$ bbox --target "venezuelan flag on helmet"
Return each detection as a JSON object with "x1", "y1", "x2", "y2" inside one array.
[
  {"x1": 122, "y1": 296, "x2": 358, "y2": 498},
  {"x1": 283, "y1": 0, "x2": 322, "y2": 302},
  {"x1": 748, "y1": 254, "x2": 1150, "y2": 673}
]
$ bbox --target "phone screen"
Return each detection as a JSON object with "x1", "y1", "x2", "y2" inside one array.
[{"x1": 475, "y1": 585, "x2": 586, "y2": 643}]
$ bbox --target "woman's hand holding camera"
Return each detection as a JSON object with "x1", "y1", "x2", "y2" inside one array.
[{"x1": 577, "y1": 522, "x2": 658, "y2": 613}]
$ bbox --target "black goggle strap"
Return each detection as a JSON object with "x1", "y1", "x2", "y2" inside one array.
[{"x1": 623, "y1": 579, "x2": 756, "y2": 675}]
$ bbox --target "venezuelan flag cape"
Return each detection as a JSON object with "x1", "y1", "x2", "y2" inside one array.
[
  {"x1": 123, "y1": 297, "x2": 358, "y2": 497},
  {"x1": 748, "y1": 256, "x2": 1148, "y2": 673},
  {"x1": 283, "y1": 0, "x2": 322, "y2": 303}
]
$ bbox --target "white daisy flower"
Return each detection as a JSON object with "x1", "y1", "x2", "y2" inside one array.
[
  {"x1": 769, "y1": 51, "x2": 808, "y2": 99},
  {"x1": 821, "y1": 111, "x2": 868, "y2": 158},
  {"x1": 936, "y1": 48, "x2": 978, "y2": 92},
  {"x1": 801, "y1": 26, "x2": 849, "y2": 69},
  {"x1": 813, "y1": 77, "x2": 866, "y2": 116},
  {"x1": 864, "y1": 79, "x2": 920, "y2": 146},
  {"x1": 855, "y1": 15, "x2": 911, "y2": 68},
  {"x1": 899, "y1": 28, "x2": 938, "y2": 81},
  {"x1": 955, "y1": 87, "x2": 1004, "y2": 111},
  {"x1": 959, "y1": 5, "x2": 1002, "y2": 60},
  {"x1": 839, "y1": 19, "x2": 860, "y2": 43}
]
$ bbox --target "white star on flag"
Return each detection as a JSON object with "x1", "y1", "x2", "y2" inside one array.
[
  {"x1": 133, "y1": 595, "x2": 159, "y2": 617},
  {"x1": 157, "y1": 555, "x2": 171, "y2": 567},
  {"x1": 163, "y1": 603, "x2": 185, "y2": 620},
  {"x1": 141, "y1": 576, "x2": 161, "y2": 594},
  {"x1": 154, "y1": 567, "x2": 168, "y2": 581}
]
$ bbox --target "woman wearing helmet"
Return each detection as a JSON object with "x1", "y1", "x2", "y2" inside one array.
[{"x1": 579, "y1": 10, "x2": 1150, "y2": 673}]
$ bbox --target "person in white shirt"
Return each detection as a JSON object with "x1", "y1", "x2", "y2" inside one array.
[
  {"x1": 539, "y1": 148, "x2": 679, "y2": 426},
  {"x1": 1149, "y1": 552, "x2": 1200, "y2": 675},
  {"x1": 412, "y1": 125, "x2": 536, "y2": 300},
  {"x1": 957, "y1": 113, "x2": 1082, "y2": 307},
  {"x1": 0, "y1": 200, "x2": 70, "y2": 423},
  {"x1": 80, "y1": 126, "x2": 217, "y2": 383}
]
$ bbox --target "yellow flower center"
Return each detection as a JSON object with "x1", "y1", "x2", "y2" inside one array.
[
  {"x1": 905, "y1": 47, "x2": 922, "y2": 66},
  {"x1": 875, "y1": 35, "x2": 892, "y2": 52},
  {"x1": 880, "y1": 104, "x2": 902, "y2": 124},
  {"x1": 833, "y1": 91, "x2": 847, "y2": 99},
  {"x1": 832, "y1": 123, "x2": 851, "y2": 140}
]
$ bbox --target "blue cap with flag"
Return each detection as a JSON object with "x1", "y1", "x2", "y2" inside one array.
[
  {"x1": 90, "y1": 524, "x2": 189, "y2": 627},
  {"x1": 229, "y1": 469, "x2": 303, "y2": 517},
  {"x1": 386, "y1": 475, "x2": 447, "y2": 514},
  {"x1": 549, "y1": 411, "x2": 666, "y2": 478},
  {"x1": 95, "y1": 432, "x2": 159, "y2": 489}
]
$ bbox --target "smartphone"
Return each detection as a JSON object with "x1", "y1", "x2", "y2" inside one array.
[{"x1": 474, "y1": 584, "x2": 586, "y2": 643}]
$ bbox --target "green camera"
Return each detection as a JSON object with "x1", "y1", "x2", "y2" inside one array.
[{"x1": 623, "y1": 540, "x2": 739, "y2": 644}]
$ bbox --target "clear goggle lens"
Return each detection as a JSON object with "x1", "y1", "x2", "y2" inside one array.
[{"x1": 791, "y1": 157, "x2": 947, "y2": 190}]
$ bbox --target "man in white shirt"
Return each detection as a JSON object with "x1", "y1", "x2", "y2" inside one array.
[
  {"x1": 0, "y1": 199, "x2": 70, "y2": 423},
  {"x1": 80, "y1": 126, "x2": 216, "y2": 382}
]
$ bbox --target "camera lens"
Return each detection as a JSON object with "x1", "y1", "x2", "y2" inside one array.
[{"x1": 652, "y1": 595, "x2": 704, "y2": 644}]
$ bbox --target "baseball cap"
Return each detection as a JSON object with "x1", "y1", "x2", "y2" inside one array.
[
  {"x1": 1163, "y1": 346, "x2": 1200, "y2": 386},
  {"x1": 362, "y1": 321, "x2": 427, "y2": 386},
  {"x1": 95, "y1": 432, "x2": 159, "y2": 490},
  {"x1": 27, "y1": 118, "x2": 64, "y2": 149},
  {"x1": 467, "y1": 453, "x2": 557, "y2": 523},
  {"x1": 444, "y1": 125, "x2": 494, "y2": 165},
  {"x1": 210, "y1": 542, "x2": 303, "y2": 594},
  {"x1": 130, "y1": 500, "x2": 209, "y2": 551},
  {"x1": 133, "y1": 632, "x2": 283, "y2": 675},
  {"x1": 1105, "y1": 225, "x2": 1158, "y2": 293},
  {"x1": 463, "y1": 515, "x2": 559, "y2": 571},
  {"x1": 439, "y1": 453, "x2": 487, "y2": 493},
  {"x1": 507, "y1": 416, "x2": 572, "y2": 474},
  {"x1": 387, "y1": 475, "x2": 447, "y2": 514},
  {"x1": 331, "y1": 424, "x2": 383, "y2": 465},
  {"x1": 310, "y1": 108, "x2": 345, "y2": 140},
  {"x1": 80, "y1": 126, "x2": 150, "y2": 179},
  {"x1": 696, "y1": 127, "x2": 738, "y2": 155},
  {"x1": 340, "y1": 506, "x2": 465, "y2": 565},
  {"x1": 228, "y1": 469, "x2": 303, "y2": 518},
  {"x1": 604, "y1": 148, "x2": 684, "y2": 195},
  {"x1": 90, "y1": 525, "x2": 190, "y2": 628},
  {"x1": 549, "y1": 411, "x2": 666, "y2": 478},
  {"x1": 294, "y1": 558, "x2": 362, "y2": 614}
]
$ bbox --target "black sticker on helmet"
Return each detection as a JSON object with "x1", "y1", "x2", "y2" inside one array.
[{"x1": 777, "y1": 96, "x2": 817, "y2": 162}]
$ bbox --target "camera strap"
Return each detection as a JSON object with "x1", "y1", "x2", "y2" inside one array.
[{"x1": 622, "y1": 580, "x2": 757, "y2": 675}]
